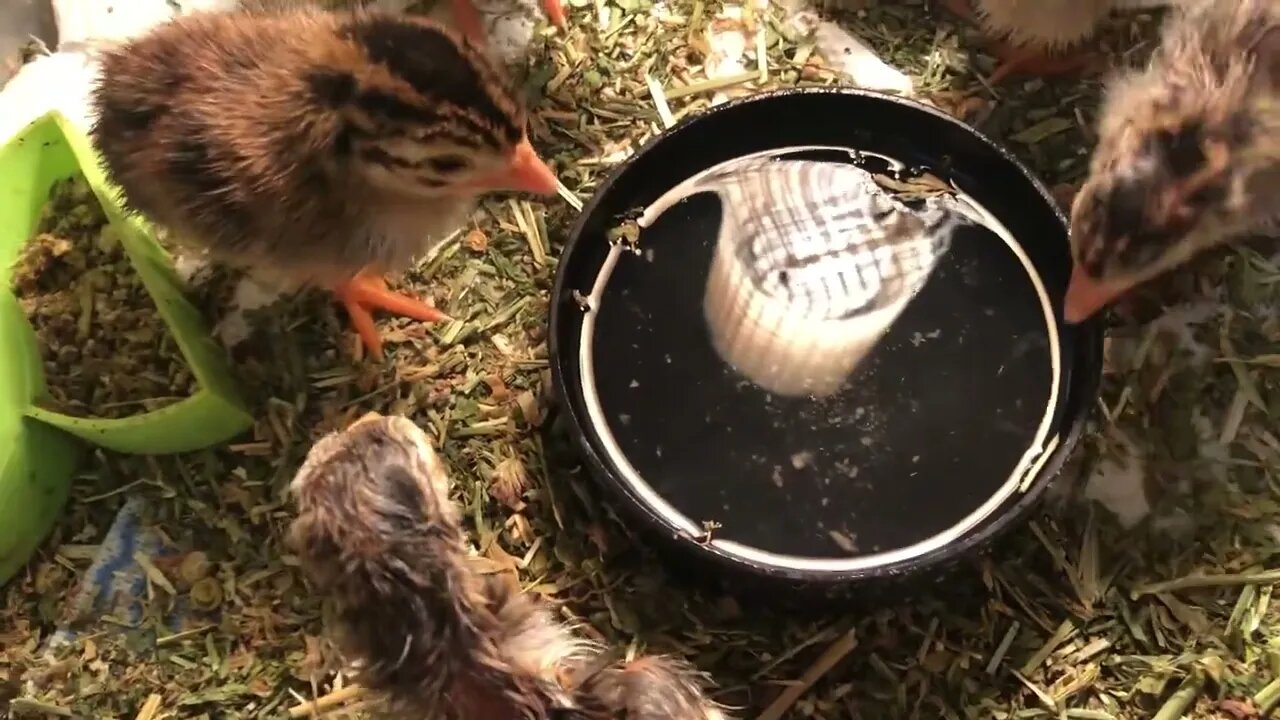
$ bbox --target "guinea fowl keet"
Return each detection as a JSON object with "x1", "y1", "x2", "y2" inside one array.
[
  {"x1": 288, "y1": 413, "x2": 729, "y2": 720},
  {"x1": 287, "y1": 413, "x2": 584, "y2": 719},
  {"x1": 938, "y1": 0, "x2": 1116, "y2": 84},
  {"x1": 1065, "y1": 0, "x2": 1280, "y2": 323},
  {"x1": 89, "y1": 7, "x2": 559, "y2": 357}
]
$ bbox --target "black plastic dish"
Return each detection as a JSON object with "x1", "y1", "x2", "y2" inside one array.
[{"x1": 548, "y1": 87, "x2": 1103, "y2": 592}]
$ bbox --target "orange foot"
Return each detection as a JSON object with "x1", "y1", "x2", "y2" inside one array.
[
  {"x1": 936, "y1": 0, "x2": 1096, "y2": 84},
  {"x1": 449, "y1": 0, "x2": 566, "y2": 47},
  {"x1": 541, "y1": 0, "x2": 567, "y2": 28},
  {"x1": 333, "y1": 272, "x2": 450, "y2": 358},
  {"x1": 449, "y1": 0, "x2": 489, "y2": 46},
  {"x1": 985, "y1": 40, "x2": 1098, "y2": 84}
]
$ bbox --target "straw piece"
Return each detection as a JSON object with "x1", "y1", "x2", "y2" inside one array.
[
  {"x1": 645, "y1": 74, "x2": 677, "y2": 128},
  {"x1": 288, "y1": 685, "x2": 365, "y2": 718},
  {"x1": 133, "y1": 693, "x2": 163, "y2": 720},
  {"x1": 757, "y1": 628, "x2": 858, "y2": 720}
]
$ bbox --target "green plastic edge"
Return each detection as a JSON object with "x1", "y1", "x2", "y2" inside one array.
[
  {"x1": 13, "y1": 112, "x2": 254, "y2": 454},
  {"x1": 0, "y1": 285, "x2": 85, "y2": 585},
  {"x1": 0, "y1": 115, "x2": 85, "y2": 585},
  {"x1": 0, "y1": 112, "x2": 252, "y2": 584}
]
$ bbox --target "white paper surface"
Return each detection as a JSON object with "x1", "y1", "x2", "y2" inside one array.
[{"x1": 2, "y1": 0, "x2": 244, "y2": 141}]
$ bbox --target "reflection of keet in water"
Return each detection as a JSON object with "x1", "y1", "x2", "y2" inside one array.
[{"x1": 638, "y1": 149, "x2": 977, "y2": 398}]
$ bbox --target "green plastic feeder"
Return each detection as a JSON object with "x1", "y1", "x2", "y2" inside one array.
[{"x1": 0, "y1": 112, "x2": 254, "y2": 584}]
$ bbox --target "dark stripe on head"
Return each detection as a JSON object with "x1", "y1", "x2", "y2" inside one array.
[
  {"x1": 355, "y1": 88, "x2": 506, "y2": 147},
  {"x1": 356, "y1": 88, "x2": 443, "y2": 124},
  {"x1": 436, "y1": 111, "x2": 502, "y2": 144},
  {"x1": 359, "y1": 146, "x2": 416, "y2": 169},
  {"x1": 338, "y1": 16, "x2": 521, "y2": 143},
  {"x1": 352, "y1": 91, "x2": 494, "y2": 148},
  {"x1": 380, "y1": 464, "x2": 431, "y2": 534},
  {"x1": 416, "y1": 128, "x2": 485, "y2": 150},
  {"x1": 425, "y1": 154, "x2": 468, "y2": 173},
  {"x1": 306, "y1": 69, "x2": 358, "y2": 108}
]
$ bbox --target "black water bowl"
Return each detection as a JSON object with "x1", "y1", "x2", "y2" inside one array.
[{"x1": 548, "y1": 87, "x2": 1103, "y2": 593}]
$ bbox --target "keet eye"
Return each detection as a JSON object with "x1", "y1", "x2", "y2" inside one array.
[{"x1": 427, "y1": 154, "x2": 470, "y2": 174}]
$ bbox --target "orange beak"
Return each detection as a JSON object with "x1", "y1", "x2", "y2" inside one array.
[
  {"x1": 469, "y1": 138, "x2": 559, "y2": 196},
  {"x1": 1063, "y1": 264, "x2": 1124, "y2": 324},
  {"x1": 542, "y1": 0, "x2": 567, "y2": 28}
]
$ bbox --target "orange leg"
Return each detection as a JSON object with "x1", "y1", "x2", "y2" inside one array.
[
  {"x1": 449, "y1": 0, "x2": 490, "y2": 46},
  {"x1": 450, "y1": 0, "x2": 566, "y2": 46},
  {"x1": 984, "y1": 40, "x2": 1097, "y2": 84},
  {"x1": 542, "y1": 0, "x2": 567, "y2": 28},
  {"x1": 332, "y1": 271, "x2": 450, "y2": 357},
  {"x1": 936, "y1": 0, "x2": 1095, "y2": 84}
]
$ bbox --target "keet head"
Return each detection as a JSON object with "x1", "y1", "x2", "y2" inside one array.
[
  {"x1": 1064, "y1": 18, "x2": 1280, "y2": 323},
  {"x1": 287, "y1": 412, "x2": 457, "y2": 583},
  {"x1": 305, "y1": 15, "x2": 558, "y2": 200}
]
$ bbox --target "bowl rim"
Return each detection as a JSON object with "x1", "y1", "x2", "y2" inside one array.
[{"x1": 548, "y1": 86, "x2": 1104, "y2": 584}]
